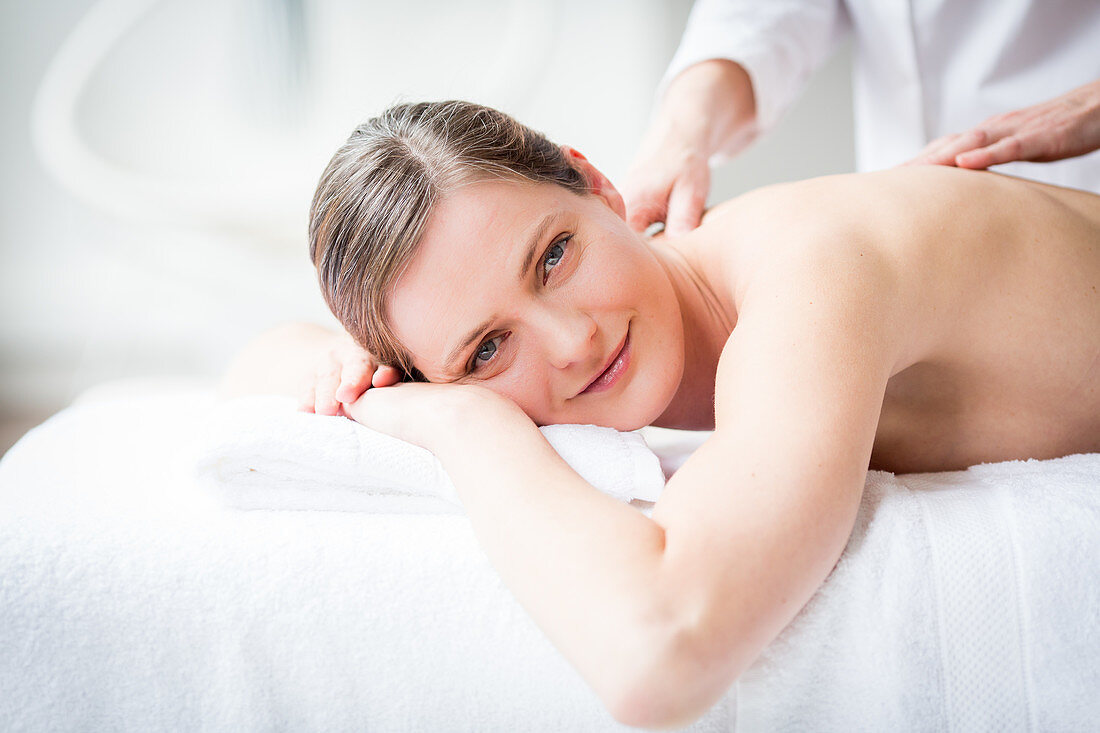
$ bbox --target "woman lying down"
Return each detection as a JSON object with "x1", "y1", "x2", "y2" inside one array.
[{"x1": 221, "y1": 100, "x2": 1100, "y2": 729}]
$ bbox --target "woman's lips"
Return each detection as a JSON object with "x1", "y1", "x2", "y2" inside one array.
[{"x1": 580, "y1": 329, "x2": 630, "y2": 395}]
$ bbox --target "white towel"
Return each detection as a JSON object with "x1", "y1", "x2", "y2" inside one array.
[
  {"x1": 194, "y1": 395, "x2": 666, "y2": 513},
  {"x1": 1, "y1": 382, "x2": 1096, "y2": 731},
  {"x1": 734, "y1": 453, "x2": 1100, "y2": 732},
  {"x1": 0, "y1": 385, "x2": 732, "y2": 733}
]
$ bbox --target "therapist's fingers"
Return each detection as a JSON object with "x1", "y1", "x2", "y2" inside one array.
[
  {"x1": 909, "y1": 79, "x2": 1100, "y2": 170},
  {"x1": 622, "y1": 131, "x2": 711, "y2": 234},
  {"x1": 626, "y1": 199, "x2": 666, "y2": 234},
  {"x1": 621, "y1": 170, "x2": 671, "y2": 233},
  {"x1": 954, "y1": 82, "x2": 1100, "y2": 166},
  {"x1": 902, "y1": 133, "x2": 958, "y2": 166},
  {"x1": 624, "y1": 191, "x2": 667, "y2": 233},
  {"x1": 906, "y1": 129, "x2": 990, "y2": 167},
  {"x1": 954, "y1": 134, "x2": 1034, "y2": 169},
  {"x1": 665, "y1": 166, "x2": 710, "y2": 237}
]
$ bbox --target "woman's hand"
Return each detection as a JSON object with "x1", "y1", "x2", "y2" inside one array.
[
  {"x1": 298, "y1": 331, "x2": 403, "y2": 417},
  {"x1": 341, "y1": 380, "x2": 526, "y2": 452},
  {"x1": 904, "y1": 78, "x2": 1100, "y2": 169}
]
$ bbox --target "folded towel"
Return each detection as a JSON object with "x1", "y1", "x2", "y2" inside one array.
[{"x1": 194, "y1": 395, "x2": 666, "y2": 513}]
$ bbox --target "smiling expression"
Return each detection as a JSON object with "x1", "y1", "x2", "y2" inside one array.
[{"x1": 387, "y1": 176, "x2": 686, "y2": 430}]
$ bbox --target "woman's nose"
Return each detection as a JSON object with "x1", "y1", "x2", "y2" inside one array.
[{"x1": 538, "y1": 308, "x2": 598, "y2": 370}]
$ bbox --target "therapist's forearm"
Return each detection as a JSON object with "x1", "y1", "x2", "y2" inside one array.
[
  {"x1": 429, "y1": 405, "x2": 677, "y2": 711},
  {"x1": 656, "y1": 59, "x2": 758, "y2": 159}
]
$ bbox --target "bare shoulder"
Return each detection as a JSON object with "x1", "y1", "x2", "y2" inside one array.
[
  {"x1": 703, "y1": 166, "x2": 997, "y2": 257},
  {"x1": 690, "y1": 166, "x2": 1084, "y2": 370},
  {"x1": 711, "y1": 215, "x2": 906, "y2": 430},
  {"x1": 653, "y1": 190, "x2": 909, "y2": 526}
]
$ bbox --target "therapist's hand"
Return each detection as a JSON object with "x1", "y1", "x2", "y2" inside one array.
[
  {"x1": 905, "y1": 79, "x2": 1100, "y2": 169},
  {"x1": 621, "y1": 127, "x2": 712, "y2": 237},
  {"x1": 623, "y1": 60, "x2": 757, "y2": 236}
]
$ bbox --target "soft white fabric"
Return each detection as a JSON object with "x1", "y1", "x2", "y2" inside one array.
[
  {"x1": 195, "y1": 395, "x2": 665, "y2": 514},
  {"x1": 662, "y1": 0, "x2": 1100, "y2": 192},
  {"x1": 733, "y1": 454, "x2": 1100, "y2": 732},
  {"x1": 1, "y1": 381, "x2": 1097, "y2": 731},
  {"x1": 0, "y1": 383, "x2": 731, "y2": 732}
]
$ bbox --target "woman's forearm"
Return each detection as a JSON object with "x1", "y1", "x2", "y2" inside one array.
[
  {"x1": 428, "y1": 401, "x2": 678, "y2": 716},
  {"x1": 218, "y1": 322, "x2": 340, "y2": 400}
]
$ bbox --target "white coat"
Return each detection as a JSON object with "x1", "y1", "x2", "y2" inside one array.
[{"x1": 664, "y1": 0, "x2": 1100, "y2": 192}]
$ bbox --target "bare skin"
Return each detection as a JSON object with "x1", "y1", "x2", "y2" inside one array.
[
  {"x1": 231, "y1": 166, "x2": 1100, "y2": 473},
  {"x1": 220, "y1": 160, "x2": 1100, "y2": 728},
  {"x1": 657, "y1": 164, "x2": 1100, "y2": 472}
]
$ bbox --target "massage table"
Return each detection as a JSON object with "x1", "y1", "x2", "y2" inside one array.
[{"x1": 1, "y1": 379, "x2": 1095, "y2": 731}]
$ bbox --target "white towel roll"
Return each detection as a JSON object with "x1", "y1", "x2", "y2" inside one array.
[{"x1": 194, "y1": 395, "x2": 666, "y2": 513}]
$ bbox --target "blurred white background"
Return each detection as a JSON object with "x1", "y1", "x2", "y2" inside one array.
[{"x1": 0, "y1": 0, "x2": 853, "y2": 455}]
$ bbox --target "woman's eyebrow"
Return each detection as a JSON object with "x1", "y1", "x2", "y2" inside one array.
[{"x1": 442, "y1": 211, "x2": 559, "y2": 374}]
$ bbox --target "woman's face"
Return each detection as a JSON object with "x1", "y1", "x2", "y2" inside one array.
[{"x1": 387, "y1": 161, "x2": 685, "y2": 430}]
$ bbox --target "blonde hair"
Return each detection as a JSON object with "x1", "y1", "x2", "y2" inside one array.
[{"x1": 308, "y1": 100, "x2": 588, "y2": 380}]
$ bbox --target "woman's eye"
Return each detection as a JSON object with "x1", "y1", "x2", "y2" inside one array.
[
  {"x1": 541, "y1": 235, "x2": 572, "y2": 284},
  {"x1": 470, "y1": 334, "x2": 505, "y2": 373},
  {"x1": 466, "y1": 235, "x2": 573, "y2": 375}
]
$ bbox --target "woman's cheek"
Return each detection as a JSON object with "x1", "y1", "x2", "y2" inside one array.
[
  {"x1": 581, "y1": 245, "x2": 634, "y2": 308},
  {"x1": 483, "y1": 367, "x2": 542, "y2": 420}
]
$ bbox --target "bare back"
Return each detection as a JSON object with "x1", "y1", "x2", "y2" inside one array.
[{"x1": 681, "y1": 166, "x2": 1100, "y2": 473}]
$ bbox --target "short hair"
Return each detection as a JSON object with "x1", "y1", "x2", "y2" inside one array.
[{"x1": 308, "y1": 100, "x2": 588, "y2": 380}]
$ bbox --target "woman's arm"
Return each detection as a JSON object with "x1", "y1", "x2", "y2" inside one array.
[
  {"x1": 627, "y1": 235, "x2": 903, "y2": 728},
  {"x1": 218, "y1": 322, "x2": 341, "y2": 401},
  {"x1": 218, "y1": 322, "x2": 402, "y2": 412},
  {"x1": 341, "y1": 229, "x2": 904, "y2": 729},
  {"x1": 340, "y1": 383, "x2": 676, "y2": 719}
]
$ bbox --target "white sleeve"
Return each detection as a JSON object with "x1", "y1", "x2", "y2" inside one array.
[{"x1": 660, "y1": 0, "x2": 848, "y2": 133}]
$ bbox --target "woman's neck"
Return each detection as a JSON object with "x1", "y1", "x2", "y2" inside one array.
[{"x1": 647, "y1": 234, "x2": 737, "y2": 431}]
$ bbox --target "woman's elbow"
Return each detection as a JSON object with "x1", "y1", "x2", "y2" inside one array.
[{"x1": 608, "y1": 624, "x2": 744, "y2": 730}]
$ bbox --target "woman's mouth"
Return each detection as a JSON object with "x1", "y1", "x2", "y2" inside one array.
[{"x1": 580, "y1": 328, "x2": 630, "y2": 395}]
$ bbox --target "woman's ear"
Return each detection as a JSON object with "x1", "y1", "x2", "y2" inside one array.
[{"x1": 560, "y1": 145, "x2": 626, "y2": 219}]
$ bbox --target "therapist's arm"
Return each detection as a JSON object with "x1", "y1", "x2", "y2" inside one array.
[
  {"x1": 622, "y1": 59, "x2": 757, "y2": 236},
  {"x1": 905, "y1": 78, "x2": 1100, "y2": 169}
]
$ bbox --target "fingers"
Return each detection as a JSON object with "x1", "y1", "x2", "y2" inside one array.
[
  {"x1": 955, "y1": 134, "x2": 1028, "y2": 169},
  {"x1": 625, "y1": 196, "x2": 667, "y2": 233},
  {"x1": 622, "y1": 172, "x2": 670, "y2": 233},
  {"x1": 372, "y1": 365, "x2": 403, "y2": 388},
  {"x1": 298, "y1": 351, "x2": 404, "y2": 418},
  {"x1": 622, "y1": 143, "x2": 711, "y2": 236},
  {"x1": 665, "y1": 167, "x2": 709, "y2": 236},
  {"x1": 901, "y1": 134, "x2": 955, "y2": 166},
  {"x1": 335, "y1": 356, "x2": 373, "y2": 403},
  {"x1": 908, "y1": 129, "x2": 991, "y2": 166},
  {"x1": 905, "y1": 80, "x2": 1100, "y2": 171},
  {"x1": 624, "y1": 160, "x2": 710, "y2": 237}
]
